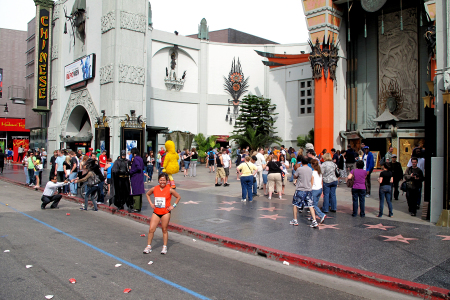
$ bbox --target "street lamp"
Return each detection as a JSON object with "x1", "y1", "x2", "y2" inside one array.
[{"x1": 2, "y1": 103, "x2": 8, "y2": 114}]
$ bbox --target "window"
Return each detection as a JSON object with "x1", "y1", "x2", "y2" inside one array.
[{"x1": 298, "y1": 80, "x2": 314, "y2": 116}]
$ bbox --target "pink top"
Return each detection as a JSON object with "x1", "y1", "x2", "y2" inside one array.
[{"x1": 351, "y1": 169, "x2": 367, "y2": 190}]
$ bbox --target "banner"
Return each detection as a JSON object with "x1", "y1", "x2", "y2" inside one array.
[
  {"x1": 33, "y1": 5, "x2": 52, "y2": 112},
  {"x1": 0, "y1": 68, "x2": 3, "y2": 98},
  {"x1": 13, "y1": 139, "x2": 30, "y2": 162},
  {"x1": 0, "y1": 118, "x2": 30, "y2": 132},
  {"x1": 64, "y1": 54, "x2": 96, "y2": 87}
]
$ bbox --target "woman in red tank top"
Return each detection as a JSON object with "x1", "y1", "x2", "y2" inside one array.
[{"x1": 143, "y1": 173, "x2": 181, "y2": 255}]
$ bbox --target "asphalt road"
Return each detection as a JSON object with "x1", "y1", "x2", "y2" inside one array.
[{"x1": 0, "y1": 182, "x2": 417, "y2": 300}]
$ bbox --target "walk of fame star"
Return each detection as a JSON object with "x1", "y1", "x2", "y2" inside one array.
[
  {"x1": 258, "y1": 207, "x2": 282, "y2": 212},
  {"x1": 216, "y1": 207, "x2": 240, "y2": 211},
  {"x1": 364, "y1": 223, "x2": 395, "y2": 231},
  {"x1": 318, "y1": 224, "x2": 340, "y2": 230},
  {"x1": 437, "y1": 235, "x2": 450, "y2": 241},
  {"x1": 183, "y1": 201, "x2": 201, "y2": 204},
  {"x1": 259, "y1": 214, "x2": 287, "y2": 220},
  {"x1": 380, "y1": 235, "x2": 418, "y2": 244},
  {"x1": 220, "y1": 201, "x2": 239, "y2": 205}
]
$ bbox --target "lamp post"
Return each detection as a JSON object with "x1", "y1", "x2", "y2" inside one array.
[{"x1": 225, "y1": 99, "x2": 239, "y2": 125}]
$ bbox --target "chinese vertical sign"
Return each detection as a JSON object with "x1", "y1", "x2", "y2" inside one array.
[
  {"x1": 33, "y1": 4, "x2": 52, "y2": 112},
  {"x1": 0, "y1": 68, "x2": 3, "y2": 98}
]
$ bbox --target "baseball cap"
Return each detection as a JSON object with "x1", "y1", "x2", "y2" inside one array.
[
  {"x1": 363, "y1": 146, "x2": 369, "y2": 149},
  {"x1": 89, "y1": 147, "x2": 93, "y2": 151},
  {"x1": 96, "y1": 149, "x2": 101, "y2": 152},
  {"x1": 392, "y1": 154, "x2": 397, "y2": 158}
]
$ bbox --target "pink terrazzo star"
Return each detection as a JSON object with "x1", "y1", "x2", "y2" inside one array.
[
  {"x1": 258, "y1": 207, "x2": 282, "y2": 212},
  {"x1": 437, "y1": 235, "x2": 450, "y2": 241},
  {"x1": 364, "y1": 223, "x2": 395, "y2": 231},
  {"x1": 182, "y1": 201, "x2": 201, "y2": 204},
  {"x1": 318, "y1": 224, "x2": 340, "y2": 230},
  {"x1": 259, "y1": 214, "x2": 287, "y2": 220},
  {"x1": 216, "y1": 207, "x2": 240, "y2": 211},
  {"x1": 380, "y1": 235, "x2": 418, "y2": 244},
  {"x1": 220, "y1": 201, "x2": 239, "y2": 205}
]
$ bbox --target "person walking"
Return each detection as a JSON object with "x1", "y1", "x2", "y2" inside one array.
[
  {"x1": 344, "y1": 144, "x2": 357, "y2": 174},
  {"x1": 17, "y1": 146, "x2": 24, "y2": 162},
  {"x1": 105, "y1": 158, "x2": 113, "y2": 196},
  {"x1": 278, "y1": 154, "x2": 289, "y2": 195},
  {"x1": 378, "y1": 163, "x2": 393, "y2": 218},
  {"x1": 389, "y1": 154, "x2": 403, "y2": 200},
  {"x1": 143, "y1": 152, "x2": 149, "y2": 183},
  {"x1": 362, "y1": 146, "x2": 375, "y2": 197},
  {"x1": 255, "y1": 148, "x2": 265, "y2": 189},
  {"x1": 144, "y1": 173, "x2": 181, "y2": 255},
  {"x1": 0, "y1": 148, "x2": 5, "y2": 175},
  {"x1": 41, "y1": 174, "x2": 71, "y2": 209},
  {"x1": 75, "y1": 160, "x2": 100, "y2": 211},
  {"x1": 22, "y1": 152, "x2": 29, "y2": 183},
  {"x1": 310, "y1": 159, "x2": 326, "y2": 224},
  {"x1": 147, "y1": 151, "x2": 155, "y2": 182},
  {"x1": 321, "y1": 153, "x2": 338, "y2": 213},
  {"x1": 69, "y1": 151, "x2": 78, "y2": 196},
  {"x1": 41, "y1": 148, "x2": 47, "y2": 168},
  {"x1": 347, "y1": 160, "x2": 367, "y2": 217},
  {"x1": 189, "y1": 148, "x2": 198, "y2": 177},
  {"x1": 63, "y1": 155, "x2": 72, "y2": 195},
  {"x1": 404, "y1": 157, "x2": 424, "y2": 216},
  {"x1": 262, "y1": 154, "x2": 269, "y2": 195},
  {"x1": 406, "y1": 148, "x2": 425, "y2": 208},
  {"x1": 99, "y1": 150, "x2": 107, "y2": 174},
  {"x1": 338, "y1": 150, "x2": 347, "y2": 184},
  {"x1": 236, "y1": 156, "x2": 257, "y2": 202},
  {"x1": 266, "y1": 154, "x2": 283, "y2": 200},
  {"x1": 384, "y1": 147, "x2": 394, "y2": 163},
  {"x1": 49, "y1": 150, "x2": 58, "y2": 181},
  {"x1": 183, "y1": 150, "x2": 190, "y2": 177},
  {"x1": 129, "y1": 148, "x2": 145, "y2": 212},
  {"x1": 215, "y1": 151, "x2": 225, "y2": 186},
  {"x1": 291, "y1": 156, "x2": 318, "y2": 228},
  {"x1": 111, "y1": 150, "x2": 132, "y2": 211},
  {"x1": 54, "y1": 150, "x2": 66, "y2": 193},
  {"x1": 33, "y1": 154, "x2": 43, "y2": 189},
  {"x1": 221, "y1": 149, "x2": 230, "y2": 186},
  {"x1": 27, "y1": 151, "x2": 36, "y2": 187},
  {"x1": 207, "y1": 147, "x2": 215, "y2": 173}
]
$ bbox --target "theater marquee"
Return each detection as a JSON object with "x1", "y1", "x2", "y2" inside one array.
[{"x1": 33, "y1": 3, "x2": 52, "y2": 112}]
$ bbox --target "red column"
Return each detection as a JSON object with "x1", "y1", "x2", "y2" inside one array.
[{"x1": 314, "y1": 73, "x2": 334, "y2": 154}]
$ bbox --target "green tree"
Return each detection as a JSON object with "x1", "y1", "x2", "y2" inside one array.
[
  {"x1": 193, "y1": 133, "x2": 220, "y2": 158},
  {"x1": 229, "y1": 95, "x2": 282, "y2": 150},
  {"x1": 296, "y1": 128, "x2": 314, "y2": 148}
]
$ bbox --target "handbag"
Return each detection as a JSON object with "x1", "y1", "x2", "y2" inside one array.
[
  {"x1": 334, "y1": 164, "x2": 340, "y2": 178},
  {"x1": 347, "y1": 170, "x2": 355, "y2": 188}
]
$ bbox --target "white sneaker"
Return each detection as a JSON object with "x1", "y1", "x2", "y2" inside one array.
[
  {"x1": 241, "y1": 199, "x2": 246, "y2": 202},
  {"x1": 161, "y1": 245, "x2": 167, "y2": 255},
  {"x1": 143, "y1": 245, "x2": 152, "y2": 254},
  {"x1": 310, "y1": 221, "x2": 318, "y2": 228},
  {"x1": 289, "y1": 219, "x2": 299, "y2": 226}
]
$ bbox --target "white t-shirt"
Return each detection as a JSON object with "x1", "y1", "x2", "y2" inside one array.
[
  {"x1": 363, "y1": 154, "x2": 368, "y2": 171},
  {"x1": 222, "y1": 154, "x2": 231, "y2": 168},
  {"x1": 407, "y1": 158, "x2": 425, "y2": 174},
  {"x1": 312, "y1": 170, "x2": 322, "y2": 190}
]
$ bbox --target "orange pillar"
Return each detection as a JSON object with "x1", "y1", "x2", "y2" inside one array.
[{"x1": 314, "y1": 73, "x2": 334, "y2": 154}]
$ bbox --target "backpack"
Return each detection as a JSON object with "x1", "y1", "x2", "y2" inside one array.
[
  {"x1": 87, "y1": 172, "x2": 101, "y2": 187},
  {"x1": 209, "y1": 152, "x2": 214, "y2": 160}
]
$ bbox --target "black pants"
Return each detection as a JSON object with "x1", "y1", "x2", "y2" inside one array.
[
  {"x1": 17, "y1": 153, "x2": 23, "y2": 162},
  {"x1": 392, "y1": 180, "x2": 400, "y2": 199},
  {"x1": 365, "y1": 170, "x2": 372, "y2": 195},
  {"x1": 57, "y1": 171, "x2": 65, "y2": 193},
  {"x1": 406, "y1": 189, "x2": 419, "y2": 214},
  {"x1": 41, "y1": 194, "x2": 62, "y2": 209},
  {"x1": 117, "y1": 177, "x2": 133, "y2": 209}
]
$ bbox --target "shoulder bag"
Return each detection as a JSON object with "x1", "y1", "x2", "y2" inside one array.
[{"x1": 346, "y1": 170, "x2": 355, "y2": 188}]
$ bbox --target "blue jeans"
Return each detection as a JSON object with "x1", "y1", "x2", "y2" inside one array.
[
  {"x1": 84, "y1": 186, "x2": 99, "y2": 210},
  {"x1": 147, "y1": 165, "x2": 154, "y2": 181},
  {"x1": 184, "y1": 161, "x2": 190, "y2": 170},
  {"x1": 262, "y1": 173, "x2": 268, "y2": 184},
  {"x1": 322, "y1": 181, "x2": 338, "y2": 212},
  {"x1": 379, "y1": 185, "x2": 393, "y2": 217},
  {"x1": 252, "y1": 177, "x2": 257, "y2": 195},
  {"x1": 69, "y1": 172, "x2": 77, "y2": 195},
  {"x1": 312, "y1": 188, "x2": 325, "y2": 219},
  {"x1": 240, "y1": 176, "x2": 253, "y2": 202},
  {"x1": 28, "y1": 169, "x2": 35, "y2": 185},
  {"x1": 352, "y1": 188, "x2": 366, "y2": 217},
  {"x1": 24, "y1": 167, "x2": 30, "y2": 184},
  {"x1": 289, "y1": 171, "x2": 294, "y2": 182}
]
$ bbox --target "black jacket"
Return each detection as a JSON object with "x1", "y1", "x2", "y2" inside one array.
[{"x1": 389, "y1": 161, "x2": 403, "y2": 182}]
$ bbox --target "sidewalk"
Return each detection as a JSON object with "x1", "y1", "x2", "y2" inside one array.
[{"x1": 2, "y1": 162, "x2": 450, "y2": 296}]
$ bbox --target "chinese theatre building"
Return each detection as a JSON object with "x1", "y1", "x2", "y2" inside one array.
[{"x1": 300, "y1": 0, "x2": 450, "y2": 224}]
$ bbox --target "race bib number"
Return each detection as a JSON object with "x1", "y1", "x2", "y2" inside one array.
[{"x1": 155, "y1": 197, "x2": 166, "y2": 208}]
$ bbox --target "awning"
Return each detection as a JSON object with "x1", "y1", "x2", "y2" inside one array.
[
  {"x1": 215, "y1": 135, "x2": 229, "y2": 142},
  {"x1": 146, "y1": 126, "x2": 169, "y2": 134}
]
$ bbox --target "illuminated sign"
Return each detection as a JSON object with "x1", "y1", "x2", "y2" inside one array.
[
  {"x1": 64, "y1": 54, "x2": 96, "y2": 87},
  {"x1": 0, "y1": 118, "x2": 30, "y2": 132},
  {"x1": 33, "y1": 5, "x2": 52, "y2": 112}
]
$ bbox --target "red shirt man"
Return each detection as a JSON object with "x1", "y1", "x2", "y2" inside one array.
[
  {"x1": 99, "y1": 150, "x2": 107, "y2": 169},
  {"x1": 86, "y1": 147, "x2": 93, "y2": 157}
]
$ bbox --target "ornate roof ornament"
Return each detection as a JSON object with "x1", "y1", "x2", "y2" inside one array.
[
  {"x1": 308, "y1": 36, "x2": 340, "y2": 81},
  {"x1": 34, "y1": 0, "x2": 54, "y2": 8}
]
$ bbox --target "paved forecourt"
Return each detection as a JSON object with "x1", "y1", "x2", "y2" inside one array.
[
  {"x1": 2, "y1": 162, "x2": 450, "y2": 293},
  {"x1": 0, "y1": 181, "x2": 419, "y2": 300}
]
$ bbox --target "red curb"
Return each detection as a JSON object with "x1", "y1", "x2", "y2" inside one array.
[{"x1": 1, "y1": 176, "x2": 449, "y2": 299}]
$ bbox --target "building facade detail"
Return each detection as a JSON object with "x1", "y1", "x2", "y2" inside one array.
[
  {"x1": 50, "y1": 86, "x2": 57, "y2": 100},
  {"x1": 100, "y1": 64, "x2": 114, "y2": 85},
  {"x1": 119, "y1": 64, "x2": 145, "y2": 85},
  {"x1": 120, "y1": 11, "x2": 146, "y2": 34},
  {"x1": 47, "y1": 127, "x2": 57, "y2": 141},
  {"x1": 60, "y1": 89, "x2": 99, "y2": 137},
  {"x1": 101, "y1": 11, "x2": 115, "y2": 34},
  {"x1": 51, "y1": 45, "x2": 58, "y2": 60}
]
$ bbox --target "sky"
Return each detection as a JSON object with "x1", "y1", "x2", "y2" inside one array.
[{"x1": 0, "y1": 0, "x2": 309, "y2": 44}]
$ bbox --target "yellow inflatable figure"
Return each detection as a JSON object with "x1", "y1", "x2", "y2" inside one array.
[{"x1": 162, "y1": 140, "x2": 180, "y2": 188}]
